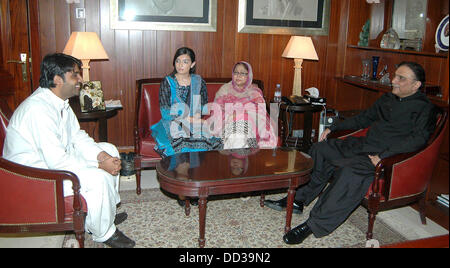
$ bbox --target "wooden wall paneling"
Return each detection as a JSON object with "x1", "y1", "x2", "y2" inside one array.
[
  {"x1": 78, "y1": 0, "x2": 108, "y2": 141},
  {"x1": 276, "y1": 35, "x2": 291, "y2": 97},
  {"x1": 304, "y1": 36, "x2": 325, "y2": 91},
  {"x1": 235, "y1": 32, "x2": 249, "y2": 64},
  {"x1": 347, "y1": 0, "x2": 371, "y2": 46},
  {"x1": 0, "y1": 1, "x2": 7, "y2": 68},
  {"x1": 69, "y1": 0, "x2": 85, "y2": 32},
  {"x1": 142, "y1": 30, "x2": 157, "y2": 78},
  {"x1": 85, "y1": 0, "x2": 103, "y2": 83},
  {"x1": 130, "y1": 30, "x2": 144, "y2": 81},
  {"x1": 248, "y1": 34, "x2": 262, "y2": 87},
  {"x1": 113, "y1": 29, "x2": 132, "y2": 146},
  {"x1": 38, "y1": 0, "x2": 56, "y2": 58},
  {"x1": 99, "y1": 0, "x2": 116, "y2": 95},
  {"x1": 170, "y1": 31, "x2": 185, "y2": 59},
  {"x1": 325, "y1": 0, "x2": 349, "y2": 108},
  {"x1": 368, "y1": 0, "x2": 386, "y2": 43},
  {"x1": 85, "y1": 0, "x2": 100, "y2": 33},
  {"x1": 98, "y1": 0, "x2": 120, "y2": 142},
  {"x1": 247, "y1": 34, "x2": 259, "y2": 72},
  {"x1": 0, "y1": 0, "x2": 14, "y2": 108},
  {"x1": 28, "y1": 0, "x2": 41, "y2": 90},
  {"x1": 204, "y1": 33, "x2": 220, "y2": 78},
  {"x1": 54, "y1": 0, "x2": 71, "y2": 52},
  {"x1": 335, "y1": 82, "x2": 365, "y2": 111},
  {"x1": 123, "y1": 30, "x2": 144, "y2": 146},
  {"x1": 423, "y1": 0, "x2": 443, "y2": 53},
  {"x1": 443, "y1": 55, "x2": 449, "y2": 103},
  {"x1": 368, "y1": 0, "x2": 393, "y2": 47},
  {"x1": 156, "y1": 31, "x2": 173, "y2": 77},
  {"x1": 282, "y1": 37, "x2": 294, "y2": 95},
  {"x1": 423, "y1": 57, "x2": 444, "y2": 86},
  {"x1": 5, "y1": 0, "x2": 31, "y2": 107},
  {"x1": 428, "y1": 157, "x2": 449, "y2": 201},
  {"x1": 194, "y1": 32, "x2": 209, "y2": 77},
  {"x1": 258, "y1": 35, "x2": 273, "y2": 101},
  {"x1": 221, "y1": 0, "x2": 237, "y2": 78},
  {"x1": 209, "y1": 0, "x2": 224, "y2": 78}
]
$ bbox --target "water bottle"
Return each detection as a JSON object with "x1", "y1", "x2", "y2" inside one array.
[{"x1": 274, "y1": 84, "x2": 282, "y2": 102}]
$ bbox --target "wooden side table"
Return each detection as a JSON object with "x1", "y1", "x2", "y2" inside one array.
[
  {"x1": 69, "y1": 97, "x2": 122, "y2": 142},
  {"x1": 279, "y1": 103, "x2": 323, "y2": 152}
]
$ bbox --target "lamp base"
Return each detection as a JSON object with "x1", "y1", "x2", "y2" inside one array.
[
  {"x1": 292, "y1": 58, "x2": 303, "y2": 96},
  {"x1": 81, "y1": 59, "x2": 91, "y2": 82}
]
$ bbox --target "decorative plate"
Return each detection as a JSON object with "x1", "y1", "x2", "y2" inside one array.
[{"x1": 435, "y1": 15, "x2": 449, "y2": 51}]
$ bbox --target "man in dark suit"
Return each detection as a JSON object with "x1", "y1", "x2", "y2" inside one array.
[{"x1": 265, "y1": 62, "x2": 437, "y2": 244}]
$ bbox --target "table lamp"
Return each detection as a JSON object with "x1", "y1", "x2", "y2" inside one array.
[
  {"x1": 63, "y1": 32, "x2": 109, "y2": 82},
  {"x1": 282, "y1": 36, "x2": 319, "y2": 96}
]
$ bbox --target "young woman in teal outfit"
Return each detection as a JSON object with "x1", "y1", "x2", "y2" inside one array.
[{"x1": 151, "y1": 47, "x2": 222, "y2": 158}]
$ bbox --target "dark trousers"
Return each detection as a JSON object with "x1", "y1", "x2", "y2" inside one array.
[{"x1": 295, "y1": 138, "x2": 376, "y2": 237}]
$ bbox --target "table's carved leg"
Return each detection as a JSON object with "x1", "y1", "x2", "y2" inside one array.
[
  {"x1": 260, "y1": 193, "x2": 265, "y2": 207},
  {"x1": 198, "y1": 196, "x2": 207, "y2": 248},
  {"x1": 285, "y1": 177, "x2": 299, "y2": 233},
  {"x1": 185, "y1": 200, "x2": 190, "y2": 216}
]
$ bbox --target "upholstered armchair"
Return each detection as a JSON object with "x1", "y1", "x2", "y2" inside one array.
[
  {"x1": 134, "y1": 78, "x2": 264, "y2": 195},
  {"x1": 336, "y1": 107, "x2": 448, "y2": 240},
  {"x1": 0, "y1": 99, "x2": 87, "y2": 248}
]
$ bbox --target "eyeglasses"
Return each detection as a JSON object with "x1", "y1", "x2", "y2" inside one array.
[
  {"x1": 393, "y1": 74, "x2": 416, "y2": 82},
  {"x1": 233, "y1": 72, "x2": 249, "y2": 77}
]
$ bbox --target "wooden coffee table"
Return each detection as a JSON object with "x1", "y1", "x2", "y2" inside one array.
[{"x1": 156, "y1": 148, "x2": 313, "y2": 248}]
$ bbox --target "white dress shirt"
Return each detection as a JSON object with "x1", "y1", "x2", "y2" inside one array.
[{"x1": 3, "y1": 87, "x2": 102, "y2": 174}]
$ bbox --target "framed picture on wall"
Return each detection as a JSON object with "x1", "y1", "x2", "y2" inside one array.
[
  {"x1": 110, "y1": 0, "x2": 217, "y2": 32},
  {"x1": 238, "y1": 0, "x2": 330, "y2": 35}
]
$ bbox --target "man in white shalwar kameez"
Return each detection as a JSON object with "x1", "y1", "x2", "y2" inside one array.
[{"x1": 3, "y1": 53, "x2": 135, "y2": 248}]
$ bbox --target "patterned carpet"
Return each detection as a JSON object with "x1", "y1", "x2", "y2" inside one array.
[{"x1": 64, "y1": 188, "x2": 407, "y2": 248}]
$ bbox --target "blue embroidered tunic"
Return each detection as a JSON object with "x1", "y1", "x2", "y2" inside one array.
[{"x1": 150, "y1": 74, "x2": 222, "y2": 157}]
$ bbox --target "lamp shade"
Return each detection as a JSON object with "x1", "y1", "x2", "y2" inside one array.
[
  {"x1": 63, "y1": 32, "x2": 109, "y2": 60},
  {"x1": 282, "y1": 36, "x2": 318, "y2": 60}
]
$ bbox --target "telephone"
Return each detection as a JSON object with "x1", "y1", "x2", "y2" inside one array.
[{"x1": 281, "y1": 95, "x2": 310, "y2": 106}]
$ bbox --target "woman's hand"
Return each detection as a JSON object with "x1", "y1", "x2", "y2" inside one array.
[{"x1": 97, "y1": 151, "x2": 121, "y2": 176}]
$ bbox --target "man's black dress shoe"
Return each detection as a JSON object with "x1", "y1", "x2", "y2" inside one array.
[
  {"x1": 114, "y1": 212, "x2": 128, "y2": 225},
  {"x1": 283, "y1": 222, "x2": 313, "y2": 245},
  {"x1": 264, "y1": 197, "x2": 304, "y2": 214},
  {"x1": 104, "y1": 229, "x2": 135, "y2": 248}
]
